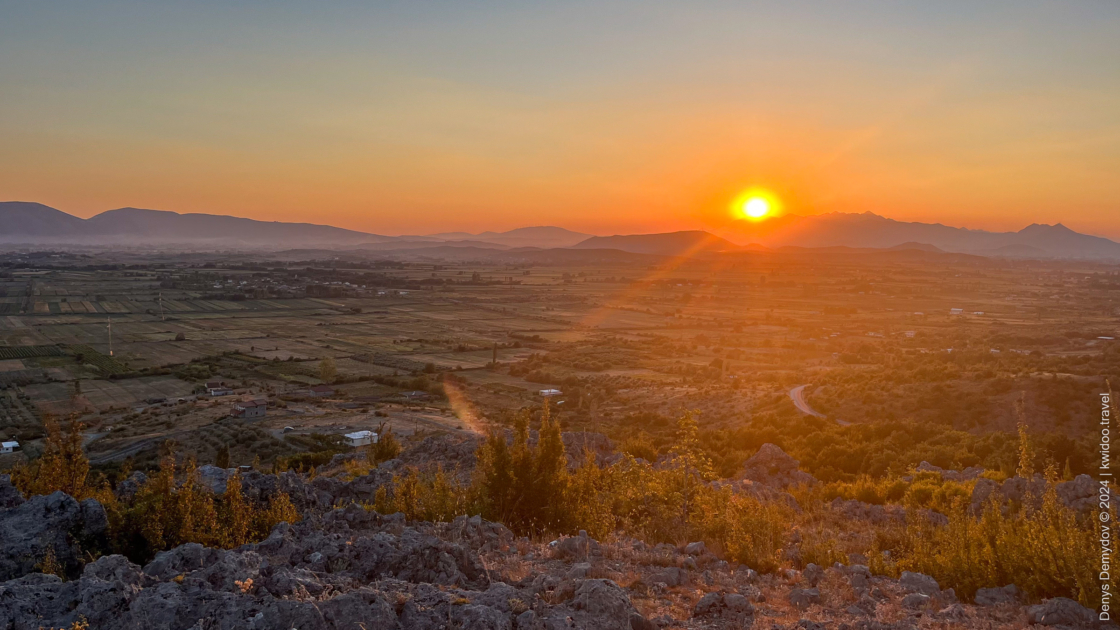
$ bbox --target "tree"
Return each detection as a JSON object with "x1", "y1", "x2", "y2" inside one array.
[
  {"x1": 219, "y1": 472, "x2": 252, "y2": 548},
  {"x1": 368, "y1": 421, "x2": 402, "y2": 464},
  {"x1": 1015, "y1": 393, "x2": 1034, "y2": 478},
  {"x1": 319, "y1": 357, "x2": 337, "y2": 383},
  {"x1": 215, "y1": 444, "x2": 231, "y2": 469},
  {"x1": 534, "y1": 399, "x2": 568, "y2": 532},
  {"x1": 12, "y1": 417, "x2": 91, "y2": 499},
  {"x1": 670, "y1": 410, "x2": 714, "y2": 523}
]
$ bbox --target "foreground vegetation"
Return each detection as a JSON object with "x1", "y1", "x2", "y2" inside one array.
[
  {"x1": 4, "y1": 407, "x2": 1102, "y2": 607},
  {"x1": 10, "y1": 419, "x2": 299, "y2": 565},
  {"x1": 368, "y1": 403, "x2": 1101, "y2": 606}
]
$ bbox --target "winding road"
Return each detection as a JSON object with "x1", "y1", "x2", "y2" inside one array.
[{"x1": 788, "y1": 385, "x2": 850, "y2": 426}]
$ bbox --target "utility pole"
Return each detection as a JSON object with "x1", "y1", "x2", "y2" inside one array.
[
  {"x1": 107, "y1": 316, "x2": 114, "y2": 357},
  {"x1": 158, "y1": 292, "x2": 165, "y2": 321}
]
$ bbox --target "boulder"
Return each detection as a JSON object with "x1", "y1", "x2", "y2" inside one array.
[
  {"x1": 0, "y1": 475, "x2": 23, "y2": 509},
  {"x1": 899, "y1": 571, "x2": 940, "y2": 596},
  {"x1": 1026, "y1": 597, "x2": 1095, "y2": 627},
  {"x1": 802, "y1": 563, "x2": 824, "y2": 587},
  {"x1": 788, "y1": 587, "x2": 821, "y2": 610},
  {"x1": 562, "y1": 579, "x2": 648, "y2": 630},
  {"x1": 739, "y1": 443, "x2": 817, "y2": 489},
  {"x1": 684, "y1": 541, "x2": 707, "y2": 556},
  {"x1": 915, "y1": 461, "x2": 984, "y2": 482},
  {"x1": 902, "y1": 593, "x2": 930, "y2": 609},
  {"x1": 196, "y1": 464, "x2": 232, "y2": 494},
  {"x1": 692, "y1": 591, "x2": 755, "y2": 620},
  {"x1": 974, "y1": 584, "x2": 1022, "y2": 606},
  {"x1": 0, "y1": 491, "x2": 107, "y2": 581}
]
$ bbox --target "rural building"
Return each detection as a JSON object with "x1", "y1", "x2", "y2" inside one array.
[
  {"x1": 309, "y1": 385, "x2": 335, "y2": 397},
  {"x1": 207, "y1": 381, "x2": 234, "y2": 396},
  {"x1": 538, "y1": 388, "x2": 562, "y2": 397},
  {"x1": 949, "y1": 308, "x2": 964, "y2": 315},
  {"x1": 0, "y1": 441, "x2": 19, "y2": 454},
  {"x1": 344, "y1": 430, "x2": 378, "y2": 447},
  {"x1": 231, "y1": 398, "x2": 267, "y2": 418}
]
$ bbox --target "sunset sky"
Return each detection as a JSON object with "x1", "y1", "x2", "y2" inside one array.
[{"x1": 1, "y1": 1, "x2": 1118, "y2": 238}]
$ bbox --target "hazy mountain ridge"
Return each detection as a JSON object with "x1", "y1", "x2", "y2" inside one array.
[
  {"x1": 423, "y1": 226, "x2": 591, "y2": 248},
  {"x1": 572, "y1": 230, "x2": 739, "y2": 256},
  {"x1": 726, "y1": 211, "x2": 1120, "y2": 259},
  {"x1": 4, "y1": 202, "x2": 1120, "y2": 259},
  {"x1": 0, "y1": 203, "x2": 387, "y2": 247}
]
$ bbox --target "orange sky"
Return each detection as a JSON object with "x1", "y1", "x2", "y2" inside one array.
[{"x1": 1, "y1": 2, "x2": 1118, "y2": 238}]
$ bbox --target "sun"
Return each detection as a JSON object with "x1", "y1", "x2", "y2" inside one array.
[
  {"x1": 744, "y1": 197, "x2": 770, "y2": 218},
  {"x1": 731, "y1": 188, "x2": 781, "y2": 222}
]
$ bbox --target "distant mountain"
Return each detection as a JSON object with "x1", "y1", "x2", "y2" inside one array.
[
  {"x1": 724, "y1": 212, "x2": 1120, "y2": 259},
  {"x1": 424, "y1": 226, "x2": 591, "y2": 249},
  {"x1": 351, "y1": 239, "x2": 511, "y2": 251},
  {"x1": 571, "y1": 231, "x2": 739, "y2": 256},
  {"x1": 0, "y1": 203, "x2": 390, "y2": 247},
  {"x1": 0, "y1": 202, "x2": 87, "y2": 236}
]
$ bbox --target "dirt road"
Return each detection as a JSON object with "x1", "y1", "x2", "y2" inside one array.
[{"x1": 788, "y1": 385, "x2": 850, "y2": 426}]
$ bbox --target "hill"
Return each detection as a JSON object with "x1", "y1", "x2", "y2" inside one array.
[
  {"x1": 572, "y1": 231, "x2": 739, "y2": 256},
  {"x1": 424, "y1": 226, "x2": 591, "y2": 248},
  {"x1": 0, "y1": 203, "x2": 390, "y2": 247},
  {"x1": 727, "y1": 212, "x2": 1120, "y2": 259}
]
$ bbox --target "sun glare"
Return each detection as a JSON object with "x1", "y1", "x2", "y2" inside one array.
[
  {"x1": 744, "y1": 197, "x2": 770, "y2": 218},
  {"x1": 732, "y1": 189, "x2": 781, "y2": 222}
]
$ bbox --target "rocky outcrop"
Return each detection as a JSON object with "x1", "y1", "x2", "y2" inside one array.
[
  {"x1": 738, "y1": 443, "x2": 817, "y2": 489},
  {"x1": 971, "y1": 473, "x2": 1109, "y2": 514},
  {"x1": 915, "y1": 461, "x2": 984, "y2": 482},
  {"x1": 0, "y1": 475, "x2": 23, "y2": 510},
  {"x1": 398, "y1": 433, "x2": 482, "y2": 475},
  {"x1": 829, "y1": 497, "x2": 949, "y2": 526},
  {"x1": 1026, "y1": 597, "x2": 1095, "y2": 627},
  {"x1": 974, "y1": 584, "x2": 1022, "y2": 606},
  {"x1": 0, "y1": 501, "x2": 653, "y2": 630},
  {"x1": 0, "y1": 490, "x2": 107, "y2": 581}
]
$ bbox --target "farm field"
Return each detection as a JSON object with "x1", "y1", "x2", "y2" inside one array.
[{"x1": 0, "y1": 246, "x2": 1115, "y2": 477}]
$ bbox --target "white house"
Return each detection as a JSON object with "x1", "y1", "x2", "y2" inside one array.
[
  {"x1": 0, "y1": 441, "x2": 19, "y2": 454},
  {"x1": 344, "y1": 430, "x2": 378, "y2": 448},
  {"x1": 538, "y1": 388, "x2": 562, "y2": 397}
]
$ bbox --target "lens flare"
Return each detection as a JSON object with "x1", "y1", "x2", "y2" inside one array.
[{"x1": 731, "y1": 189, "x2": 782, "y2": 222}]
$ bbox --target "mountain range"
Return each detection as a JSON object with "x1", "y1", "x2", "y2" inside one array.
[{"x1": 2, "y1": 201, "x2": 1119, "y2": 260}]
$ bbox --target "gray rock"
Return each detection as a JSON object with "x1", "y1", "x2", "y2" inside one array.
[
  {"x1": 1027, "y1": 597, "x2": 1095, "y2": 627},
  {"x1": 196, "y1": 464, "x2": 232, "y2": 494},
  {"x1": 974, "y1": 584, "x2": 1022, "y2": 606},
  {"x1": 692, "y1": 591, "x2": 754, "y2": 620},
  {"x1": 650, "y1": 566, "x2": 687, "y2": 587},
  {"x1": 899, "y1": 571, "x2": 940, "y2": 596},
  {"x1": 938, "y1": 603, "x2": 968, "y2": 621},
  {"x1": 803, "y1": 563, "x2": 824, "y2": 587},
  {"x1": 902, "y1": 593, "x2": 931, "y2": 609},
  {"x1": 684, "y1": 541, "x2": 707, "y2": 556},
  {"x1": 738, "y1": 443, "x2": 817, "y2": 489},
  {"x1": 723, "y1": 593, "x2": 752, "y2": 613},
  {"x1": 568, "y1": 562, "x2": 592, "y2": 579},
  {"x1": 788, "y1": 587, "x2": 821, "y2": 610},
  {"x1": 565, "y1": 579, "x2": 646, "y2": 630},
  {"x1": 0, "y1": 475, "x2": 23, "y2": 509},
  {"x1": 1058, "y1": 474, "x2": 1112, "y2": 513},
  {"x1": 693, "y1": 591, "x2": 724, "y2": 617},
  {"x1": 0, "y1": 491, "x2": 106, "y2": 581},
  {"x1": 552, "y1": 532, "x2": 599, "y2": 560}
]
